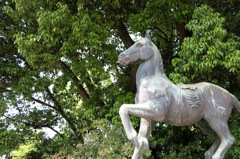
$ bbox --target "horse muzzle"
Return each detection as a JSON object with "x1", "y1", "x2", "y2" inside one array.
[{"x1": 117, "y1": 52, "x2": 129, "y2": 66}]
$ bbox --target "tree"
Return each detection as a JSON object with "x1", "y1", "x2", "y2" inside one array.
[
  {"x1": 1, "y1": 0, "x2": 240, "y2": 158},
  {"x1": 171, "y1": 4, "x2": 240, "y2": 89}
]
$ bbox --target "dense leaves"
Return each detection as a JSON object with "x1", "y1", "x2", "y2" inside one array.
[
  {"x1": 171, "y1": 5, "x2": 240, "y2": 88},
  {"x1": 1, "y1": 0, "x2": 240, "y2": 158}
]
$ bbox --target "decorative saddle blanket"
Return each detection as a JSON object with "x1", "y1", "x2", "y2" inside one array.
[{"x1": 177, "y1": 84, "x2": 202, "y2": 108}]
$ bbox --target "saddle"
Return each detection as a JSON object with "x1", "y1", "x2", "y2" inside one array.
[{"x1": 178, "y1": 84, "x2": 202, "y2": 108}]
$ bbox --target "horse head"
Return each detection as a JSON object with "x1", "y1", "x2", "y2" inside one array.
[{"x1": 117, "y1": 31, "x2": 155, "y2": 66}]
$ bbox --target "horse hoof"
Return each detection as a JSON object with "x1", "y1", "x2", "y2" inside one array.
[{"x1": 212, "y1": 155, "x2": 223, "y2": 159}]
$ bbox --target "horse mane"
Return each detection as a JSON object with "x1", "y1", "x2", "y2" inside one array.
[{"x1": 148, "y1": 40, "x2": 165, "y2": 75}]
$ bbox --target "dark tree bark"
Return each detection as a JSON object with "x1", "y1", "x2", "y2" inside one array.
[
  {"x1": 115, "y1": 20, "x2": 138, "y2": 92},
  {"x1": 115, "y1": 20, "x2": 134, "y2": 48},
  {"x1": 175, "y1": 21, "x2": 192, "y2": 45}
]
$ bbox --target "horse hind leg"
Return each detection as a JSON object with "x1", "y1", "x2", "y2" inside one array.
[
  {"x1": 196, "y1": 119, "x2": 220, "y2": 159},
  {"x1": 206, "y1": 118, "x2": 235, "y2": 159},
  {"x1": 205, "y1": 138, "x2": 221, "y2": 159}
]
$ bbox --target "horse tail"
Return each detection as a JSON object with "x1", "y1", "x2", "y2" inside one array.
[{"x1": 232, "y1": 95, "x2": 240, "y2": 113}]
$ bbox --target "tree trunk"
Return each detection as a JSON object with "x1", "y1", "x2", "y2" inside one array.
[
  {"x1": 175, "y1": 21, "x2": 192, "y2": 45},
  {"x1": 115, "y1": 20, "x2": 138, "y2": 92}
]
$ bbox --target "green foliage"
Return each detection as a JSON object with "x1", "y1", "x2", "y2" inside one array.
[
  {"x1": 10, "y1": 132, "x2": 63, "y2": 159},
  {"x1": 0, "y1": 128, "x2": 22, "y2": 156},
  {"x1": 170, "y1": 4, "x2": 240, "y2": 88},
  {"x1": 1, "y1": 0, "x2": 240, "y2": 158},
  {"x1": 71, "y1": 119, "x2": 133, "y2": 159},
  {"x1": 226, "y1": 111, "x2": 240, "y2": 158},
  {"x1": 148, "y1": 124, "x2": 212, "y2": 158},
  {"x1": 11, "y1": 143, "x2": 36, "y2": 159},
  {"x1": 128, "y1": 0, "x2": 192, "y2": 74}
]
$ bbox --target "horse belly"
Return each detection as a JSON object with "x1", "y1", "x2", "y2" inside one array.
[{"x1": 166, "y1": 91, "x2": 204, "y2": 126}]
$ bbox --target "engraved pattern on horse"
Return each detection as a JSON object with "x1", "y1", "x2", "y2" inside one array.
[{"x1": 181, "y1": 86, "x2": 202, "y2": 108}]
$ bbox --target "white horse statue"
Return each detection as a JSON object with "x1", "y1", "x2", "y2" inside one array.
[{"x1": 117, "y1": 31, "x2": 240, "y2": 159}]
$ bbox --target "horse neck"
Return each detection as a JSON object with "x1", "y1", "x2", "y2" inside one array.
[{"x1": 136, "y1": 50, "x2": 165, "y2": 86}]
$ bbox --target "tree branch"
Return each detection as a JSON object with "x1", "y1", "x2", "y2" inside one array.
[
  {"x1": 151, "y1": 27, "x2": 170, "y2": 43},
  {"x1": 45, "y1": 125, "x2": 65, "y2": 138},
  {"x1": 4, "y1": 109, "x2": 65, "y2": 138},
  {"x1": 31, "y1": 96, "x2": 55, "y2": 110},
  {"x1": 60, "y1": 61, "x2": 90, "y2": 101},
  {"x1": 115, "y1": 20, "x2": 134, "y2": 48},
  {"x1": 44, "y1": 87, "x2": 84, "y2": 142}
]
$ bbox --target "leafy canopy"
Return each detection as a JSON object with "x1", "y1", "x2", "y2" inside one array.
[{"x1": 1, "y1": 0, "x2": 240, "y2": 158}]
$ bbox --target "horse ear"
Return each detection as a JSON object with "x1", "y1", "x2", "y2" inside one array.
[{"x1": 145, "y1": 30, "x2": 151, "y2": 40}]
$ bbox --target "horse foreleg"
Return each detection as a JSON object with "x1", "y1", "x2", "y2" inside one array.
[
  {"x1": 132, "y1": 118, "x2": 156, "y2": 159},
  {"x1": 119, "y1": 104, "x2": 139, "y2": 148},
  {"x1": 119, "y1": 102, "x2": 167, "y2": 148},
  {"x1": 132, "y1": 139, "x2": 148, "y2": 159},
  {"x1": 132, "y1": 119, "x2": 149, "y2": 159}
]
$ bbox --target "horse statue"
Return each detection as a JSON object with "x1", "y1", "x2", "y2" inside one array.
[{"x1": 117, "y1": 31, "x2": 240, "y2": 159}]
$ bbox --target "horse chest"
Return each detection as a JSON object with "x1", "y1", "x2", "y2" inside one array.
[{"x1": 136, "y1": 78, "x2": 168, "y2": 104}]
